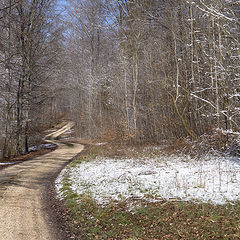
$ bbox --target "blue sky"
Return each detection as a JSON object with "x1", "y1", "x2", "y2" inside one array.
[{"x1": 56, "y1": 0, "x2": 69, "y2": 15}]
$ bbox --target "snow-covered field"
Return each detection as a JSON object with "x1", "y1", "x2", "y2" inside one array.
[{"x1": 56, "y1": 154, "x2": 240, "y2": 208}]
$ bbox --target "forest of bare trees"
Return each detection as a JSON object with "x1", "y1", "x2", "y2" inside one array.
[
  {"x1": 63, "y1": 0, "x2": 240, "y2": 142},
  {"x1": 0, "y1": 0, "x2": 63, "y2": 158},
  {"x1": 0, "y1": 0, "x2": 239, "y2": 158}
]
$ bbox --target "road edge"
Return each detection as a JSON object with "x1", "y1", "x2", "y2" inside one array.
[{"x1": 41, "y1": 145, "x2": 89, "y2": 240}]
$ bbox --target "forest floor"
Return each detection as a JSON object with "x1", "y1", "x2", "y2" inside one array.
[
  {"x1": 56, "y1": 144, "x2": 240, "y2": 239},
  {"x1": 1, "y1": 123, "x2": 239, "y2": 239},
  {"x1": 0, "y1": 122, "x2": 84, "y2": 240}
]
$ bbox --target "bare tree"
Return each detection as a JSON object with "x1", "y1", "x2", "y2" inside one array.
[{"x1": 0, "y1": 0, "x2": 63, "y2": 158}]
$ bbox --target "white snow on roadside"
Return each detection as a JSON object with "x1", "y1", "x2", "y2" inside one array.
[
  {"x1": 29, "y1": 143, "x2": 55, "y2": 152},
  {"x1": 94, "y1": 142, "x2": 107, "y2": 146},
  {"x1": 0, "y1": 162, "x2": 16, "y2": 165},
  {"x1": 56, "y1": 155, "x2": 240, "y2": 207}
]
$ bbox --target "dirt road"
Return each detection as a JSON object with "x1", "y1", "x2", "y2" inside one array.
[{"x1": 0, "y1": 123, "x2": 83, "y2": 240}]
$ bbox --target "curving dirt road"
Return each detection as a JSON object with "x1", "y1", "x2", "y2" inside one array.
[{"x1": 0, "y1": 123, "x2": 83, "y2": 240}]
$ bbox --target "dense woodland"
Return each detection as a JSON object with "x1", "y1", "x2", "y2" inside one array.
[{"x1": 0, "y1": 0, "x2": 239, "y2": 158}]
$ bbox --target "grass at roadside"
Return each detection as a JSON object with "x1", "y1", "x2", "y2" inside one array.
[{"x1": 58, "y1": 145, "x2": 240, "y2": 240}]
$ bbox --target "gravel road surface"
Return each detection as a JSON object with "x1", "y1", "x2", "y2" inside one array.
[{"x1": 0, "y1": 123, "x2": 83, "y2": 240}]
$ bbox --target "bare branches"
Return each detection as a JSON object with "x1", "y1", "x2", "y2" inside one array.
[
  {"x1": 0, "y1": 0, "x2": 62, "y2": 157},
  {"x1": 0, "y1": 0, "x2": 19, "y2": 11},
  {"x1": 1, "y1": 0, "x2": 239, "y2": 152}
]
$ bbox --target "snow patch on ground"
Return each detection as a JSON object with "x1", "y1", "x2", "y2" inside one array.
[
  {"x1": 56, "y1": 155, "x2": 240, "y2": 207},
  {"x1": 29, "y1": 143, "x2": 56, "y2": 152},
  {"x1": 0, "y1": 162, "x2": 16, "y2": 165},
  {"x1": 94, "y1": 142, "x2": 107, "y2": 146},
  {"x1": 143, "y1": 145, "x2": 168, "y2": 152}
]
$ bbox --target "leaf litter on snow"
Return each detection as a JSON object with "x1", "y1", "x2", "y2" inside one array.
[{"x1": 56, "y1": 153, "x2": 240, "y2": 210}]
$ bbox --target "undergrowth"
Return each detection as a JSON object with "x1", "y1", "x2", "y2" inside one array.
[{"x1": 58, "y1": 145, "x2": 240, "y2": 240}]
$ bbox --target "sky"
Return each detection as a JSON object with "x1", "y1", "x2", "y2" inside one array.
[{"x1": 55, "y1": 0, "x2": 69, "y2": 16}]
